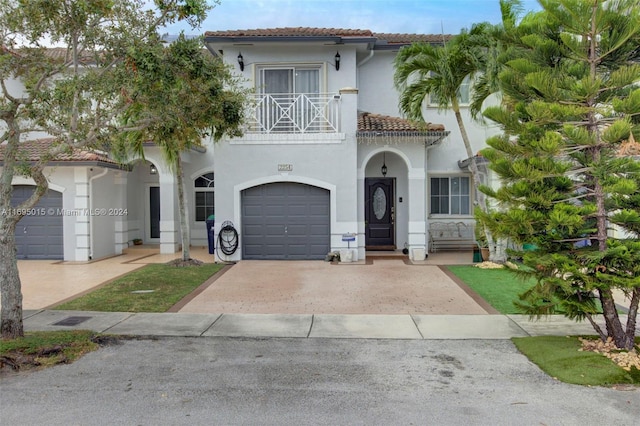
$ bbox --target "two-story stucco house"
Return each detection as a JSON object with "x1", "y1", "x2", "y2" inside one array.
[
  {"x1": 199, "y1": 27, "x2": 499, "y2": 262},
  {"x1": 2, "y1": 28, "x2": 499, "y2": 262}
]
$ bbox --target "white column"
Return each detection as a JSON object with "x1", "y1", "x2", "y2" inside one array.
[
  {"x1": 158, "y1": 171, "x2": 179, "y2": 254},
  {"x1": 407, "y1": 169, "x2": 427, "y2": 261},
  {"x1": 339, "y1": 87, "x2": 363, "y2": 260},
  {"x1": 114, "y1": 173, "x2": 128, "y2": 254},
  {"x1": 74, "y1": 168, "x2": 90, "y2": 261}
]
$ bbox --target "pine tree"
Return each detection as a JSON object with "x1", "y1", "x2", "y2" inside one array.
[{"x1": 479, "y1": 0, "x2": 640, "y2": 350}]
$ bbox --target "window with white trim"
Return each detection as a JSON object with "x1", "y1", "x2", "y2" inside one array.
[
  {"x1": 428, "y1": 75, "x2": 471, "y2": 106},
  {"x1": 255, "y1": 65, "x2": 325, "y2": 133},
  {"x1": 194, "y1": 173, "x2": 214, "y2": 222},
  {"x1": 258, "y1": 66, "x2": 321, "y2": 95},
  {"x1": 430, "y1": 176, "x2": 471, "y2": 215}
]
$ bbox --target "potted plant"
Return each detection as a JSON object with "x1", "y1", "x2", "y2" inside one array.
[{"x1": 475, "y1": 226, "x2": 490, "y2": 261}]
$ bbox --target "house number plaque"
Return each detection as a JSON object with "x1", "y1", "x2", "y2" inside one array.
[{"x1": 278, "y1": 164, "x2": 293, "y2": 172}]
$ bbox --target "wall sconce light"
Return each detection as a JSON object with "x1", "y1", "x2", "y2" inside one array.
[
  {"x1": 335, "y1": 52, "x2": 340, "y2": 71},
  {"x1": 381, "y1": 152, "x2": 387, "y2": 177},
  {"x1": 237, "y1": 52, "x2": 245, "y2": 71},
  {"x1": 150, "y1": 164, "x2": 158, "y2": 175}
]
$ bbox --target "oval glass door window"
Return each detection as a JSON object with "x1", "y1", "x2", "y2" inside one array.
[{"x1": 373, "y1": 187, "x2": 386, "y2": 220}]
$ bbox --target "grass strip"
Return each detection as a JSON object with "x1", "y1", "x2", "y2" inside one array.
[
  {"x1": 1, "y1": 330, "x2": 100, "y2": 369},
  {"x1": 447, "y1": 265, "x2": 533, "y2": 314},
  {"x1": 54, "y1": 263, "x2": 224, "y2": 312},
  {"x1": 512, "y1": 336, "x2": 640, "y2": 386}
]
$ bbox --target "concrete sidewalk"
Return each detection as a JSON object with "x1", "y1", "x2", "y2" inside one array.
[
  {"x1": 23, "y1": 309, "x2": 632, "y2": 340},
  {"x1": 16, "y1": 249, "x2": 637, "y2": 340}
]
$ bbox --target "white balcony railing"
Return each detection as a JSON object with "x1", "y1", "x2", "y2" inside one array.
[{"x1": 245, "y1": 93, "x2": 340, "y2": 134}]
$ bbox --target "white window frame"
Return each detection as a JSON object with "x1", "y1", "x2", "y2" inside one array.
[
  {"x1": 194, "y1": 172, "x2": 215, "y2": 222},
  {"x1": 428, "y1": 75, "x2": 471, "y2": 107},
  {"x1": 257, "y1": 64, "x2": 325, "y2": 94},
  {"x1": 429, "y1": 175, "x2": 472, "y2": 217},
  {"x1": 249, "y1": 63, "x2": 335, "y2": 134}
]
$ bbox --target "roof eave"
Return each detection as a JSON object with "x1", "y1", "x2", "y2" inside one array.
[
  {"x1": 0, "y1": 160, "x2": 129, "y2": 170},
  {"x1": 357, "y1": 130, "x2": 450, "y2": 145},
  {"x1": 204, "y1": 35, "x2": 377, "y2": 45},
  {"x1": 373, "y1": 41, "x2": 444, "y2": 51}
]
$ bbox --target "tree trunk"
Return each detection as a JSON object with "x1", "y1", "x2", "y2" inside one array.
[
  {"x1": 453, "y1": 106, "x2": 483, "y2": 202},
  {"x1": 1, "y1": 122, "x2": 23, "y2": 339},
  {"x1": 599, "y1": 288, "x2": 628, "y2": 349},
  {"x1": 0, "y1": 227, "x2": 24, "y2": 339},
  {"x1": 0, "y1": 166, "x2": 48, "y2": 339},
  {"x1": 623, "y1": 288, "x2": 639, "y2": 351},
  {"x1": 584, "y1": 5, "x2": 630, "y2": 349},
  {"x1": 453, "y1": 105, "x2": 501, "y2": 262},
  {"x1": 175, "y1": 156, "x2": 191, "y2": 261}
]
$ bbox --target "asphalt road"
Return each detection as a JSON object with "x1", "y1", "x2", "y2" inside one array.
[{"x1": 1, "y1": 338, "x2": 638, "y2": 425}]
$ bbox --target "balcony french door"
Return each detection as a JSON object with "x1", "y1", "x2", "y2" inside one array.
[
  {"x1": 262, "y1": 68, "x2": 319, "y2": 96},
  {"x1": 259, "y1": 67, "x2": 321, "y2": 133}
]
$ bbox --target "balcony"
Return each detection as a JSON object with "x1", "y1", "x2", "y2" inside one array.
[{"x1": 244, "y1": 93, "x2": 341, "y2": 134}]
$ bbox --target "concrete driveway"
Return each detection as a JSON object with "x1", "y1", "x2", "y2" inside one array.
[
  {"x1": 15, "y1": 248, "x2": 492, "y2": 315},
  {"x1": 177, "y1": 257, "x2": 492, "y2": 315}
]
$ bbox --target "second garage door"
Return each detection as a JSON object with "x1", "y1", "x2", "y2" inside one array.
[
  {"x1": 12, "y1": 185, "x2": 64, "y2": 260},
  {"x1": 242, "y1": 182, "x2": 330, "y2": 260}
]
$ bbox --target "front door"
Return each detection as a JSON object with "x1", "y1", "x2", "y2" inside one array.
[
  {"x1": 365, "y1": 178, "x2": 395, "y2": 250},
  {"x1": 149, "y1": 186, "x2": 160, "y2": 240}
]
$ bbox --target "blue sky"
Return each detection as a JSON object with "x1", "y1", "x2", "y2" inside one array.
[{"x1": 163, "y1": 0, "x2": 542, "y2": 36}]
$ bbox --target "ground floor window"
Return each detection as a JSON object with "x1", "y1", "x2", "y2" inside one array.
[
  {"x1": 195, "y1": 172, "x2": 214, "y2": 221},
  {"x1": 430, "y1": 176, "x2": 471, "y2": 215}
]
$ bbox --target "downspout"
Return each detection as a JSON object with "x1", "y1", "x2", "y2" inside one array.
[
  {"x1": 424, "y1": 139, "x2": 443, "y2": 256},
  {"x1": 355, "y1": 49, "x2": 375, "y2": 89},
  {"x1": 88, "y1": 168, "x2": 109, "y2": 260},
  {"x1": 357, "y1": 49, "x2": 375, "y2": 67}
]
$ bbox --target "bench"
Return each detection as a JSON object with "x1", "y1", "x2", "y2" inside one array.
[{"x1": 429, "y1": 221, "x2": 477, "y2": 252}]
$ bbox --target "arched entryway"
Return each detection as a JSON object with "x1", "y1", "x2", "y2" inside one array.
[
  {"x1": 363, "y1": 150, "x2": 409, "y2": 251},
  {"x1": 241, "y1": 182, "x2": 330, "y2": 260}
]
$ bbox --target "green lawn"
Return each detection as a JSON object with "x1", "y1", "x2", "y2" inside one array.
[
  {"x1": 513, "y1": 336, "x2": 640, "y2": 386},
  {"x1": 447, "y1": 265, "x2": 534, "y2": 314},
  {"x1": 54, "y1": 263, "x2": 225, "y2": 312},
  {"x1": 449, "y1": 265, "x2": 639, "y2": 386}
]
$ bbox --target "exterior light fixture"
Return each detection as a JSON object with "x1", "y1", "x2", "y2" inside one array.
[
  {"x1": 150, "y1": 164, "x2": 158, "y2": 175},
  {"x1": 237, "y1": 52, "x2": 245, "y2": 71},
  {"x1": 381, "y1": 152, "x2": 387, "y2": 177},
  {"x1": 335, "y1": 52, "x2": 340, "y2": 71}
]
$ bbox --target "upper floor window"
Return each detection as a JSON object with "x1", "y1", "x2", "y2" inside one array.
[
  {"x1": 259, "y1": 66, "x2": 320, "y2": 94},
  {"x1": 430, "y1": 176, "x2": 471, "y2": 215},
  {"x1": 194, "y1": 173, "x2": 214, "y2": 222},
  {"x1": 254, "y1": 65, "x2": 334, "y2": 133},
  {"x1": 428, "y1": 75, "x2": 471, "y2": 107}
]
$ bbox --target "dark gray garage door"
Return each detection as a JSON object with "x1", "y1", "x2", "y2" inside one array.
[
  {"x1": 12, "y1": 185, "x2": 63, "y2": 259},
  {"x1": 242, "y1": 182, "x2": 330, "y2": 260}
]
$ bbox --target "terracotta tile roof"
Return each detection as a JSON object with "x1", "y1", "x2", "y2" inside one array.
[
  {"x1": 2, "y1": 46, "x2": 96, "y2": 63},
  {"x1": 204, "y1": 28, "x2": 448, "y2": 46},
  {"x1": 373, "y1": 33, "x2": 453, "y2": 44},
  {"x1": 205, "y1": 27, "x2": 374, "y2": 38},
  {"x1": 358, "y1": 112, "x2": 445, "y2": 133},
  {"x1": 0, "y1": 139, "x2": 118, "y2": 165},
  {"x1": 42, "y1": 47, "x2": 73, "y2": 61}
]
